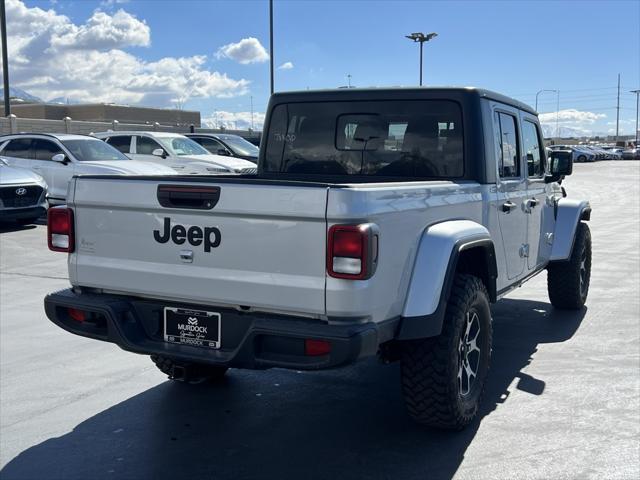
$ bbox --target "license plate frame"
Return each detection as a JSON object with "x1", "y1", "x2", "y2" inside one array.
[{"x1": 163, "y1": 307, "x2": 221, "y2": 349}]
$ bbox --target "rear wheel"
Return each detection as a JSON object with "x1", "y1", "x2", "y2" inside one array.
[
  {"x1": 151, "y1": 355, "x2": 228, "y2": 384},
  {"x1": 400, "y1": 274, "x2": 492, "y2": 430},
  {"x1": 547, "y1": 222, "x2": 591, "y2": 309}
]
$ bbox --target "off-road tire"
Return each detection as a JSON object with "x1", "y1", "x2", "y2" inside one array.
[
  {"x1": 151, "y1": 355, "x2": 228, "y2": 384},
  {"x1": 547, "y1": 222, "x2": 591, "y2": 309},
  {"x1": 400, "y1": 274, "x2": 492, "y2": 430}
]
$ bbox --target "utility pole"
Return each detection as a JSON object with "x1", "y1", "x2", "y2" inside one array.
[
  {"x1": 631, "y1": 89, "x2": 640, "y2": 146},
  {"x1": 615, "y1": 73, "x2": 621, "y2": 141},
  {"x1": 1, "y1": 0, "x2": 10, "y2": 116},
  {"x1": 269, "y1": 0, "x2": 274, "y2": 95},
  {"x1": 556, "y1": 90, "x2": 560, "y2": 139}
]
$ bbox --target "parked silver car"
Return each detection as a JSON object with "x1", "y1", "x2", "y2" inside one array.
[
  {"x1": 0, "y1": 158, "x2": 48, "y2": 225},
  {"x1": 549, "y1": 145, "x2": 595, "y2": 162}
]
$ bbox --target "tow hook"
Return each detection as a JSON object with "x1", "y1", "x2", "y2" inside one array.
[{"x1": 170, "y1": 364, "x2": 187, "y2": 381}]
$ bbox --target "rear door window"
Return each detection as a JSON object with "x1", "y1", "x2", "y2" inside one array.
[
  {"x1": 265, "y1": 100, "x2": 464, "y2": 178},
  {"x1": 2, "y1": 138, "x2": 34, "y2": 159},
  {"x1": 494, "y1": 112, "x2": 520, "y2": 178},
  {"x1": 106, "y1": 136, "x2": 132, "y2": 154}
]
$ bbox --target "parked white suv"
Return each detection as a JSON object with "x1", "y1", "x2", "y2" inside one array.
[
  {"x1": 93, "y1": 131, "x2": 257, "y2": 175},
  {"x1": 0, "y1": 134, "x2": 175, "y2": 204}
]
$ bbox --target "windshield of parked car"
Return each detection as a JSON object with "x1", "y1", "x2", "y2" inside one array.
[
  {"x1": 159, "y1": 136, "x2": 210, "y2": 156},
  {"x1": 264, "y1": 100, "x2": 464, "y2": 178},
  {"x1": 61, "y1": 139, "x2": 129, "y2": 162},
  {"x1": 217, "y1": 134, "x2": 259, "y2": 157}
]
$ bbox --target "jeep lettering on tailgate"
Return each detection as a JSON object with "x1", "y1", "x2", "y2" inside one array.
[{"x1": 153, "y1": 217, "x2": 221, "y2": 252}]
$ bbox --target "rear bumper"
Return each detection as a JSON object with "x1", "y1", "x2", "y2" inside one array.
[
  {"x1": 0, "y1": 206, "x2": 46, "y2": 221},
  {"x1": 44, "y1": 289, "x2": 398, "y2": 370}
]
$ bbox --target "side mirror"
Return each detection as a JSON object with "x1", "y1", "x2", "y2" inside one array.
[
  {"x1": 546, "y1": 150, "x2": 573, "y2": 183},
  {"x1": 217, "y1": 148, "x2": 231, "y2": 156},
  {"x1": 51, "y1": 153, "x2": 67, "y2": 164},
  {"x1": 152, "y1": 148, "x2": 166, "y2": 158}
]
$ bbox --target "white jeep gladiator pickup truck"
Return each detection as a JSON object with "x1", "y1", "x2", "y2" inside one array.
[{"x1": 44, "y1": 87, "x2": 591, "y2": 429}]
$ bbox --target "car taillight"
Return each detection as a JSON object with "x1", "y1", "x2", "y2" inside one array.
[
  {"x1": 304, "y1": 339, "x2": 331, "y2": 356},
  {"x1": 67, "y1": 308, "x2": 86, "y2": 322},
  {"x1": 327, "y1": 224, "x2": 378, "y2": 280},
  {"x1": 48, "y1": 207, "x2": 74, "y2": 252}
]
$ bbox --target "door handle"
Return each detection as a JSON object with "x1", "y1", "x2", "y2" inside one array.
[
  {"x1": 526, "y1": 198, "x2": 540, "y2": 210},
  {"x1": 501, "y1": 201, "x2": 517, "y2": 213}
]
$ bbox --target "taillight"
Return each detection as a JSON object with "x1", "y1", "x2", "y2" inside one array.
[
  {"x1": 327, "y1": 224, "x2": 378, "y2": 280},
  {"x1": 67, "y1": 308, "x2": 86, "y2": 322},
  {"x1": 48, "y1": 207, "x2": 74, "y2": 252},
  {"x1": 304, "y1": 339, "x2": 331, "y2": 356}
]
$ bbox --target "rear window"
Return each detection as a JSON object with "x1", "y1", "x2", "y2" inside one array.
[{"x1": 264, "y1": 100, "x2": 464, "y2": 178}]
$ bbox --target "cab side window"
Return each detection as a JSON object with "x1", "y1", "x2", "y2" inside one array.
[
  {"x1": 2, "y1": 138, "x2": 34, "y2": 159},
  {"x1": 136, "y1": 136, "x2": 162, "y2": 155},
  {"x1": 522, "y1": 121, "x2": 544, "y2": 177},
  {"x1": 106, "y1": 136, "x2": 132, "y2": 154},
  {"x1": 494, "y1": 112, "x2": 520, "y2": 178},
  {"x1": 33, "y1": 139, "x2": 63, "y2": 161}
]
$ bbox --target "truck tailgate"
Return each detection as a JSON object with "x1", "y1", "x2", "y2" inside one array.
[{"x1": 69, "y1": 177, "x2": 328, "y2": 315}]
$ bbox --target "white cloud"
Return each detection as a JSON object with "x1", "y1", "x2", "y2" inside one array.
[
  {"x1": 539, "y1": 109, "x2": 606, "y2": 124},
  {"x1": 202, "y1": 111, "x2": 266, "y2": 130},
  {"x1": 100, "y1": 0, "x2": 130, "y2": 8},
  {"x1": 278, "y1": 61, "x2": 294, "y2": 70},
  {"x1": 539, "y1": 109, "x2": 608, "y2": 137},
  {"x1": 216, "y1": 37, "x2": 269, "y2": 64},
  {"x1": 6, "y1": 0, "x2": 249, "y2": 107},
  {"x1": 54, "y1": 9, "x2": 150, "y2": 50}
]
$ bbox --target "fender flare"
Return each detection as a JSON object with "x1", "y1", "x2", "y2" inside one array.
[
  {"x1": 397, "y1": 220, "x2": 497, "y2": 340},
  {"x1": 550, "y1": 199, "x2": 591, "y2": 262}
]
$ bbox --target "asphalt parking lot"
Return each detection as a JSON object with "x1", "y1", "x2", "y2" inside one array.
[{"x1": 1, "y1": 161, "x2": 639, "y2": 480}]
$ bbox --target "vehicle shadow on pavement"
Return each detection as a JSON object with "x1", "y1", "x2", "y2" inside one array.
[
  {"x1": 1, "y1": 299, "x2": 586, "y2": 480},
  {"x1": 0, "y1": 223, "x2": 38, "y2": 234}
]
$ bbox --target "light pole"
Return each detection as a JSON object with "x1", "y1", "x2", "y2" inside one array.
[
  {"x1": 269, "y1": 0, "x2": 274, "y2": 95},
  {"x1": 631, "y1": 89, "x2": 640, "y2": 146},
  {"x1": 405, "y1": 32, "x2": 438, "y2": 86},
  {"x1": 535, "y1": 89, "x2": 557, "y2": 111},
  {"x1": 1, "y1": 0, "x2": 10, "y2": 116}
]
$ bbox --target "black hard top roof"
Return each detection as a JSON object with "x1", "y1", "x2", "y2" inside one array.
[{"x1": 270, "y1": 86, "x2": 537, "y2": 116}]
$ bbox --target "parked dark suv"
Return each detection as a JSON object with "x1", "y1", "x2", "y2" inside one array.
[{"x1": 186, "y1": 133, "x2": 259, "y2": 163}]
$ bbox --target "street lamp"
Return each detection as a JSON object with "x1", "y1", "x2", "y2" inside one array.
[
  {"x1": 535, "y1": 89, "x2": 557, "y2": 111},
  {"x1": 631, "y1": 89, "x2": 640, "y2": 146},
  {"x1": 269, "y1": 0, "x2": 274, "y2": 95},
  {"x1": 1, "y1": 0, "x2": 10, "y2": 116},
  {"x1": 405, "y1": 32, "x2": 438, "y2": 86}
]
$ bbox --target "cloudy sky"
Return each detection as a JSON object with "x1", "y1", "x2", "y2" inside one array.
[{"x1": 3, "y1": 0, "x2": 639, "y2": 134}]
